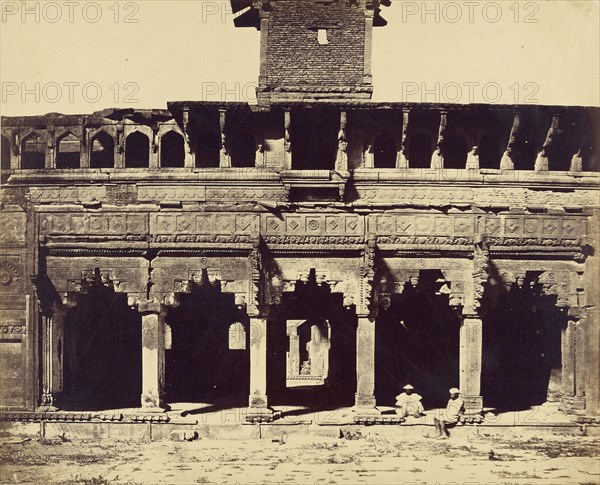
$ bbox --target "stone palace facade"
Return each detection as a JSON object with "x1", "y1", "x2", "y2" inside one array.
[{"x1": 0, "y1": 0, "x2": 599, "y2": 424}]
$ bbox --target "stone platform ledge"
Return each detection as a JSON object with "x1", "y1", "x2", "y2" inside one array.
[
  {"x1": 0, "y1": 412, "x2": 122, "y2": 422},
  {"x1": 1, "y1": 421, "x2": 599, "y2": 442},
  {"x1": 354, "y1": 415, "x2": 405, "y2": 425}
]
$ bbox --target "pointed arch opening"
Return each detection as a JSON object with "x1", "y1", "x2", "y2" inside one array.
[
  {"x1": 125, "y1": 131, "x2": 150, "y2": 168},
  {"x1": 90, "y1": 131, "x2": 115, "y2": 168},
  {"x1": 56, "y1": 133, "x2": 81, "y2": 169},
  {"x1": 21, "y1": 133, "x2": 46, "y2": 169},
  {"x1": 160, "y1": 131, "x2": 185, "y2": 168}
]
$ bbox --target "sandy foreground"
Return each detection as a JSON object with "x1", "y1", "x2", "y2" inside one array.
[{"x1": 0, "y1": 431, "x2": 599, "y2": 485}]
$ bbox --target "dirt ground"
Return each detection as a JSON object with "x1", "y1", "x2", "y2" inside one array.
[{"x1": 0, "y1": 432, "x2": 599, "y2": 485}]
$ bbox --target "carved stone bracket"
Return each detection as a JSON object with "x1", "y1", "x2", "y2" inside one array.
[{"x1": 359, "y1": 239, "x2": 377, "y2": 317}]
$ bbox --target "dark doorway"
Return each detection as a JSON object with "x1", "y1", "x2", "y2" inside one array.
[
  {"x1": 267, "y1": 269, "x2": 357, "y2": 414},
  {"x1": 373, "y1": 132, "x2": 397, "y2": 168},
  {"x1": 408, "y1": 133, "x2": 433, "y2": 168},
  {"x1": 230, "y1": 130, "x2": 256, "y2": 168},
  {"x1": 375, "y1": 270, "x2": 462, "y2": 410},
  {"x1": 442, "y1": 131, "x2": 468, "y2": 168},
  {"x1": 165, "y1": 272, "x2": 250, "y2": 404},
  {"x1": 62, "y1": 274, "x2": 142, "y2": 410},
  {"x1": 291, "y1": 110, "x2": 339, "y2": 170},
  {"x1": 1, "y1": 135, "x2": 11, "y2": 183},
  {"x1": 125, "y1": 131, "x2": 150, "y2": 168},
  {"x1": 160, "y1": 131, "x2": 185, "y2": 168},
  {"x1": 481, "y1": 274, "x2": 565, "y2": 410}
]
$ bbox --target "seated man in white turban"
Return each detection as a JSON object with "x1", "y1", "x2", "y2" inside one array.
[
  {"x1": 433, "y1": 388, "x2": 465, "y2": 439},
  {"x1": 395, "y1": 384, "x2": 425, "y2": 418}
]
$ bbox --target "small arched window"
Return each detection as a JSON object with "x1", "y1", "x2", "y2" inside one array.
[
  {"x1": 125, "y1": 131, "x2": 150, "y2": 168},
  {"x1": 230, "y1": 130, "x2": 256, "y2": 168},
  {"x1": 373, "y1": 132, "x2": 397, "y2": 168},
  {"x1": 90, "y1": 131, "x2": 115, "y2": 168},
  {"x1": 21, "y1": 133, "x2": 46, "y2": 169},
  {"x1": 228, "y1": 322, "x2": 247, "y2": 350},
  {"x1": 56, "y1": 133, "x2": 81, "y2": 169},
  {"x1": 160, "y1": 131, "x2": 185, "y2": 168}
]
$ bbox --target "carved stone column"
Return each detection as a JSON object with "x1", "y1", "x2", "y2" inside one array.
[
  {"x1": 247, "y1": 314, "x2": 272, "y2": 422},
  {"x1": 39, "y1": 305, "x2": 66, "y2": 411},
  {"x1": 139, "y1": 299, "x2": 166, "y2": 412},
  {"x1": 355, "y1": 316, "x2": 377, "y2": 412},
  {"x1": 459, "y1": 315, "x2": 483, "y2": 420},
  {"x1": 354, "y1": 240, "x2": 379, "y2": 418},
  {"x1": 286, "y1": 320, "x2": 303, "y2": 376},
  {"x1": 458, "y1": 241, "x2": 488, "y2": 421},
  {"x1": 561, "y1": 319, "x2": 577, "y2": 397}
]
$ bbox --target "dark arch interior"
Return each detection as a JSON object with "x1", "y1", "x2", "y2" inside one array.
[
  {"x1": 125, "y1": 131, "x2": 150, "y2": 168},
  {"x1": 160, "y1": 131, "x2": 185, "y2": 168},
  {"x1": 481, "y1": 275, "x2": 565, "y2": 411},
  {"x1": 408, "y1": 133, "x2": 433, "y2": 168},
  {"x1": 478, "y1": 134, "x2": 504, "y2": 169},
  {"x1": 165, "y1": 276, "x2": 249, "y2": 404},
  {"x1": 442, "y1": 130, "x2": 468, "y2": 169},
  {"x1": 21, "y1": 135, "x2": 45, "y2": 169},
  {"x1": 62, "y1": 285, "x2": 142, "y2": 410},
  {"x1": 195, "y1": 128, "x2": 221, "y2": 168},
  {"x1": 229, "y1": 130, "x2": 256, "y2": 168},
  {"x1": 90, "y1": 132, "x2": 115, "y2": 168},
  {"x1": 1, "y1": 135, "x2": 10, "y2": 183},
  {"x1": 56, "y1": 133, "x2": 81, "y2": 169},
  {"x1": 291, "y1": 110, "x2": 339, "y2": 170},
  {"x1": 268, "y1": 269, "x2": 357, "y2": 413},
  {"x1": 375, "y1": 270, "x2": 461, "y2": 410},
  {"x1": 373, "y1": 132, "x2": 397, "y2": 168}
]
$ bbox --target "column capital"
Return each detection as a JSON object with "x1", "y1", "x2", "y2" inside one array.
[{"x1": 137, "y1": 299, "x2": 161, "y2": 314}]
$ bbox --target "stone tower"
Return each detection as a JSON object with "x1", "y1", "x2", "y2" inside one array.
[{"x1": 231, "y1": 0, "x2": 389, "y2": 106}]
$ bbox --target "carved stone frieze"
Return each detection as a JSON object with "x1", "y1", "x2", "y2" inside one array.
[
  {"x1": 150, "y1": 213, "x2": 258, "y2": 237},
  {"x1": 39, "y1": 213, "x2": 148, "y2": 235},
  {"x1": 30, "y1": 186, "x2": 106, "y2": 205},
  {"x1": 356, "y1": 186, "x2": 599, "y2": 208},
  {"x1": 263, "y1": 235, "x2": 364, "y2": 246},
  {"x1": 0, "y1": 325, "x2": 26, "y2": 334},
  {"x1": 138, "y1": 186, "x2": 205, "y2": 202},
  {"x1": 206, "y1": 187, "x2": 286, "y2": 201},
  {"x1": 263, "y1": 214, "x2": 364, "y2": 237}
]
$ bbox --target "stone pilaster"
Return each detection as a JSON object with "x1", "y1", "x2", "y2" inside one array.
[
  {"x1": 139, "y1": 300, "x2": 166, "y2": 412},
  {"x1": 584, "y1": 209, "x2": 600, "y2": 415},
  {"x1": 39, "y1": 305, "x2": 65, "y2": 411}
]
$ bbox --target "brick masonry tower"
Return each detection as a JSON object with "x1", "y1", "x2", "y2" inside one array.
[{"x1": 231, "y1": 0, "x2": 389, "y2": 105}]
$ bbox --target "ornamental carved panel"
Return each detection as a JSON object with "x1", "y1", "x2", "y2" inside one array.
[{"x1": 39, "y1": 213, "x2": 148, "y2": 235}]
